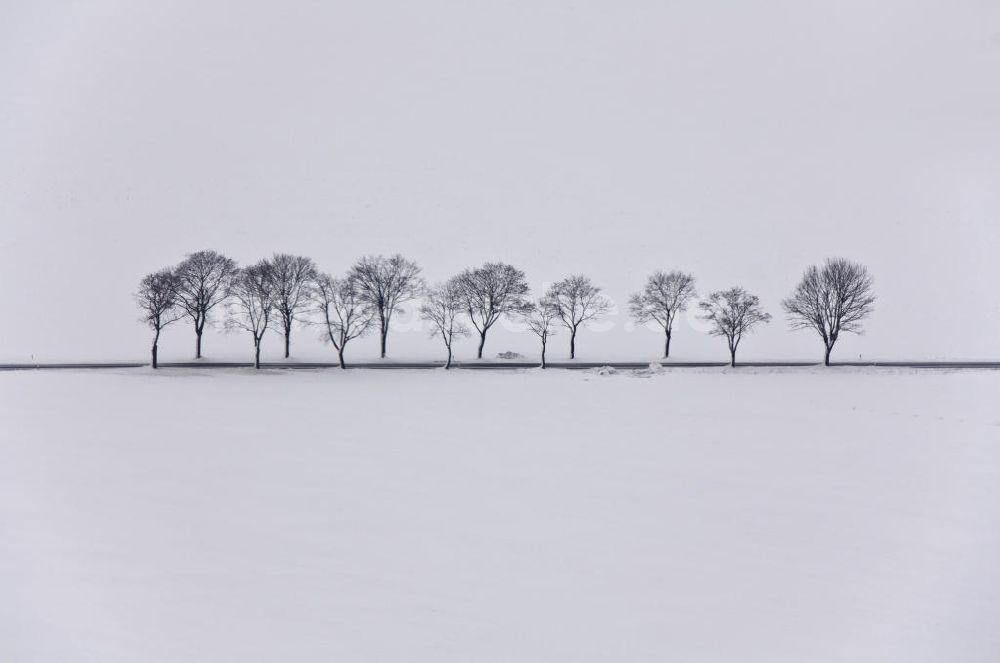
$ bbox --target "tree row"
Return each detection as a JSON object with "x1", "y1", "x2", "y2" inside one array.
[{"x1": 136, "y1": 251, "x2": 875, "y2": 369}]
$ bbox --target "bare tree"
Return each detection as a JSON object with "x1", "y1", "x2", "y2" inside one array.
[
  {"x1": 698, "y1": 287, "x2": 772, "y2": 367},
  {"x1": 629, "y1": 270, "x2": 696, "y2": 358},
  {"x1": 782, "y1": 258, "x2": 876, "y2": 366},
  {"x1": 455, "y1": 262, "x2": 532, "y2": 359},
  {"x1": 269, "y1": 253, "x2": 318, "y2": 359},
  {"x1": 522, "y1": 298, "x2": 559, "y2": 368},
  {"x1": 311, "y1": 273, "x2": 374, "y2": 368},
  {"x1": 227, "y1": 261, "x2": 276, "y2": 369},
  {"x1": 135, "y1": 269, "x2": 182, "y2": 369},
  {"x1": 420, "y1": 279, "x2": 469, "y2": 369},
  {"x1": 544, "y1": 275, "x2": 611, "y2": 359},
  {"x1": 350, "y1": 254, "x2": 423, "y2": 359},
  {"x1": 174, "y1": 250, "x2": 238, "y2": 359}
]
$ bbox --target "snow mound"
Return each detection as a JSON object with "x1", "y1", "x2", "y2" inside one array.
[{"x1": 630, "y1": 363, "x2": 665, "y2": 378}]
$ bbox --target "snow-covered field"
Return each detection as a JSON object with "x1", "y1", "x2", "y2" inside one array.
[{"x1": 2, "y1": 367, "x2": 999, "y2": 662}]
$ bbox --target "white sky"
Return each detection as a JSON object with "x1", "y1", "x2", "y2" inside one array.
[{"x1": 1, "y1": 0, "x2": 998, "y2": 362}]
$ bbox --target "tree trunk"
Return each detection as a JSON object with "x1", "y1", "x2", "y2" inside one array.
[
  {"x1": 824, "y1": 344, "x2": 832, "y2": 366},
  {"x1": 664, "y1": 331, "x2": 671, "y2": 359},
  {"x1": 380, "y1": 327, "x2": 388, "y2": 359},
  {"x1": 151, "y1": 342, "x2": 158, "y2": 369},
  {"x1": 569, "y1": 329, "x2": 576, "y2": 360},
  {"x1": 477, "y1": 330, "x2": 487, "y2": 359},
  {"x1": 195, "y1": 330, "x2": 203, "y2": 359},
  {"x1": 254, "y1": 342, "x2": 261, "y2": 369},
  {"x1": 445, "y1": 344, "x2": 452, "y2": 369},
  {"x1": 730, "y1": 347, "x2": 736, "y2": 368},
  {"x1": 540, "y1": 338, "x2": 547, "y2": 369},
  {"x1": 338, "y1": 347, "x2": 346, "y2": 369},
  {"x1": 284, "y1": 330, "x2": 291, "y2": 359}
]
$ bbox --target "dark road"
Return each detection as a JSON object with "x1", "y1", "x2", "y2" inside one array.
[{"x1": 3, "y1": 361, "x2": 1000, "y2": 371}]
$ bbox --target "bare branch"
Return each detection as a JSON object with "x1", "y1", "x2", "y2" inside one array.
[
  {"x1": 520, "y1": 297, "x2": 559, "y2": 368},
  {"x1": 454, "y1": 262, "x2": 532, "y2": 359},
  {"x1": 628, "y1": 270, "x2": 696, "y2": 358},
  {"x1": 545, "y1": 275, "x2": 611, "y2": 359},
  {"x1": 781, "y1": 258, "x2": 875, "y2": 365},
  {"x1": 698, "y1": 287, "x2": 771, "y2": 367},
  {"x1": 350, "y1": 254, "x2": 424, "y2": 359},
  {"x1": 226, "y1": 261, "x2": 277, "y2": 369},
  {"x1": 135, "y1": 268, "x2": 182, "y2": 368},
  {"x1": 173, "y1": 250, "x2": 238, "y2": 358},
  {"x1": 419, "y1": 278, "x2": 469, "y2": 369},
  {"x1": 269, "y1": 253, "x2": 318, "y2": 358},
  {"x1": 311, "y1": 272, "x2": 375, "y2": 368}
]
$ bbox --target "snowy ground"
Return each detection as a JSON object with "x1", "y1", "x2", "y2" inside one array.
[{"x1": 2, "y1": 367, "x2": 999, "y2": 663}]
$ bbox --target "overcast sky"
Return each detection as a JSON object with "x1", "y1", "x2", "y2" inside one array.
[{"x1": 1, "y1": 0, "x2": 998, "y2": 362}]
